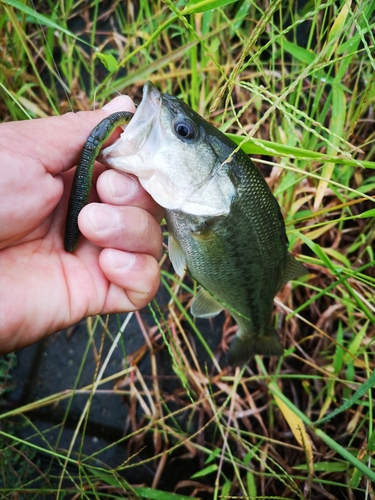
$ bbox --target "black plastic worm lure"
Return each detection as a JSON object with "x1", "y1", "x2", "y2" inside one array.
[{"x1": 64, "y1": 111, "x2": 134, "y2": 252}]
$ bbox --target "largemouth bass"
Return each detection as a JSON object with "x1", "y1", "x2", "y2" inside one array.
[{"x1": 66, "y1": 81, "x2": 306, "y2": 366}]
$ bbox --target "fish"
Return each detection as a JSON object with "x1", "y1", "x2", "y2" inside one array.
[{"x1": 74, "y1": 81, "x2": 307, "y2": 366}]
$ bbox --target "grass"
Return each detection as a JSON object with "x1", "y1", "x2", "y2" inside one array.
[{"x1": 0, "y1": 0, "x2": 375, "y2": 498}]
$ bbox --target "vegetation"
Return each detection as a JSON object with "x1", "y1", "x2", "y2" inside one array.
[{"x1": 0, "y1": 0, "x2": 374, "y2": 498}]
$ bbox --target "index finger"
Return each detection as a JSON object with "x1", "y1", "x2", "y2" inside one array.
[{"x1": 0, "y1": 96, "x2": 136, "y2": 175}]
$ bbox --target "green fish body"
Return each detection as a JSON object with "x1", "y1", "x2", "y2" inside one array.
[{"x1": 101, "y1": 82, "x2": 306, "y2": 366}]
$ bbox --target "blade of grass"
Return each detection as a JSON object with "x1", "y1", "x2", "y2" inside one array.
[
  {"x1": 314, "y1": 85, "x2": 346, "y2": 210},
  {"x1": 267, "y1": 380, "x2": 375, "y2": 483},
  {"x1": 315, "y1": 366, "x2": 375, "y2": 426},
  {"x1": 2, "y1": 0, "x2": 92, "y2": 46},
  {"x1": 227, "y1": 134, "x2": 375, "y2": 169},
  {"x1": 186, "y1": 0, "x2": 238, "y2": 13}
]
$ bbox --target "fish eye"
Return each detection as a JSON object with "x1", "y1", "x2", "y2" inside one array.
[{"x1": 173, "y1": 118, "x2": 196, "y2": 140}]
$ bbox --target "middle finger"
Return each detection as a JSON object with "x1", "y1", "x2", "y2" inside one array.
[
  {"x1": 96, "y1": 169, "x2": 164, "y2": 222},
  {"x1": 79, "y1": 203, "x2": 163, "y2": 260}
]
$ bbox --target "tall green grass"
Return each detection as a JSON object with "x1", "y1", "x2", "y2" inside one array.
[{"x1": 0, "y1": 0, "x2": 374, "y2": 498}]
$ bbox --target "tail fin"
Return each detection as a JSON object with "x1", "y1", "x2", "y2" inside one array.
[{"x1": 227, "y1": 329, "x2": 284, "y2": 367}]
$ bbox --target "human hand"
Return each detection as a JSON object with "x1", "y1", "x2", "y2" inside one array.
[{"x1": 0, "y1": 96, "x2": 164, "y2": 353}]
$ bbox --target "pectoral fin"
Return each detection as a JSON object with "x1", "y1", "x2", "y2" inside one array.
[
  {"x1": 281, "y1": 253, "x2": 307, "y2": 285},
  {"x1": 168, "y1": 234, "x2": 186, "y2": 277},
  {"x1": 191, "y1": 287, "x2": 224, "y2": 318},
  {"x1": 228, "y1": 328, "x2": 284, "y2": 367}
]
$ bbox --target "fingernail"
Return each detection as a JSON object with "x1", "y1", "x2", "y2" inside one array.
[
  {"x1": 108, "y1": 171, "x2": 138, "y2": 201},
  {"x1": 108, "y1": 249, "x2": 136, "y2": 270},
  {"x1": 103, "y1": 95, "x2": 133, "y2": 113},
  {"x1": 88, "y1": 205, "x2": 120, "y2": 232}
]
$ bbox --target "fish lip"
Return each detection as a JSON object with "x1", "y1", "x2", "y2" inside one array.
[{"x1": 139, "y1": 81, "x2": 161, "y2": 112}]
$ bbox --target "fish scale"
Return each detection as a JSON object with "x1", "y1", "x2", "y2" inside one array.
[{"x1": 164, "y1": 139, "x2": 298, "y2": 365}]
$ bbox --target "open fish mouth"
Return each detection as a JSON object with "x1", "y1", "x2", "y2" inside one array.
[{"x1": 101, "y1": 81, "x2": 162, "y2": 159}]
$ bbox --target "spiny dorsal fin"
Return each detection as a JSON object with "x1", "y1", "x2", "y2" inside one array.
[
  {"x1": 191, "y1": 287, "x2": 224, "y2": 318},
  {"x1": 281, "y1": 253, "x2": 307, "y2": 286},
  {"x1": 168, "y1": 234, "x2": 186, "y2": 277}
]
